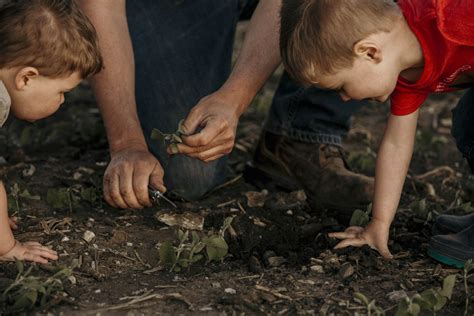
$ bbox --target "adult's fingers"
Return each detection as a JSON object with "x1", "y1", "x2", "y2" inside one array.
[
  {"x1": 186, "y1": 143, "x2": 233, "y2": 162},
  {"x1": 149, "y1": 164, "x2": 166, "y2": 193},
  {"x1": 118, "y1": 168, "x2": 142, "y2": 209},
  {"x1": 182, "y1": 117, "x2": 226, "y2": 148},
  {"x1": 104, "y1": 172, "x2": 128, "y2": 209},
  {"x1": 132, "y1": 165, "x2": 153, "y2": 207}
]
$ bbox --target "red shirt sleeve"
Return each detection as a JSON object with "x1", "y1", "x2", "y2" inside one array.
[{"x1": 390, "y1": 87, "x2": 428, "y2": 116}]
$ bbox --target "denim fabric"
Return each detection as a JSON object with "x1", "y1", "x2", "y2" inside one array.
[
  {"x1": 265, "y1": 72, "x2": 367, "y2": 145},
  {"x1": 452, "y1": 88, "x2": 474, "y2": 160},
  {"x1": 125, "y1": 0, "x2": 363, "y2": 199}
]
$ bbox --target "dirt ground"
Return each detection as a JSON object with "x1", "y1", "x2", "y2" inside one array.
[{"x1": 0, "y1": 24, "x2": 473, "y2": 315}]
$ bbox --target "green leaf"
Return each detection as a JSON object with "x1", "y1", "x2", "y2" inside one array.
[
  {"x1": 354, "y1": 292, "x2": 370, "y2": 305},
  {"x1": 151, "y1": 128, "x2": 165, "y2": 141},
  {"x1": 465, "y1": 259, "x2": 474, "y2": 273},
  {"x1": 204, "y1": 236, "x2": 228, "y2": 261},
  {"x1": 440, "y1": 274, "x2": 456, "y2": 299},
  {"x1": 190, "y1": 254, "x2": 204, "y2": 263},
  {"x1": 169, "y1": 143, "x2": 179, "y2": 154},
  {"x1": 16, "y1": 260, "x2": 24, "y2": 276},
  {"x1": 172, "y1": 134, "x2": 183, "y2": 144},
  {"x1": 350, "y1": 210, "x2": 370, "y2": 227},
  {"x1": 46, "y1": 188, "x2": 70, "y2": 209},
  {"x1": 158, "y1": 241, "x2": 177, "y2": 267},
  {"x1": 193, "y1": 242, "x2": 206, "y2": 254},
  {"x1": 178, "y1": 258, "x2": 189, "y2": 268},
  {"x1": 191, "y1": 231, "x2": 200, "y2": 245},
  {"x1": 410, "y1": 199, "x2": 428, "y2": 219},
  {"x1": 80, "y1": 187, "x2": 97, "y2": 203}
]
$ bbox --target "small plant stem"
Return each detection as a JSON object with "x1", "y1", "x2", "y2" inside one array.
[{"x1": 464, "y1": 270, "x2": 470, "y2": 316}]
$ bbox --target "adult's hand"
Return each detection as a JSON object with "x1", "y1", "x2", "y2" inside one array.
[
  {"x1": 169, "y1": 90, "x2": 241, "y2": 162},
  {"x1": 104, "y1": 145, "x2": 166, "y2": 209}
]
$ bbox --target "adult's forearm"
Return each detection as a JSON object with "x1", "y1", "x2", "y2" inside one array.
[
  {"x1": 222, "y1": 0, "x2": 282, "y2": 115},
  {"x1": 78, "y1": 0, "x2": 146, "y2": 154}
]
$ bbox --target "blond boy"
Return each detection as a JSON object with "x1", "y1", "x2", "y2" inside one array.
[
  {"x1": 0, "y1": 0, "x2": 102, "y2": 263},
  {"x1": 279, "y1": 0, "x2": 474, "y2": 261}
]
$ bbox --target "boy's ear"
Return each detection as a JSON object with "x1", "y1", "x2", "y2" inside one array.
[
  {"x1": 14, "y1": 67, "x2": 39, "y2": 90},
  {"x1": 353, "y1": 40, "x2": 382, "y2": 64}
]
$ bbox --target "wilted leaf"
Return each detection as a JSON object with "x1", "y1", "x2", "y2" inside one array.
[
  {"x1": 151, "y1": 128, "x2": 165, "y2": 142},
  {"x1": 465, "y1": 259, "x2": 474, "y2": 273},
  {"x1": 245, "y1": 190, "x2": 268, "y2": 207},
  {"x1": 46, "y1": 188, "x2": 70, "y2": 209},
  {"x1": 410, "y1": 199, "x2": 428, "y2": 219},
  {"x1": 169, "y1": 143, "x2": 179, "y2": 154},
  {"x1": 354, "y1": 292, "x2": 370, "y2": 305},
  {"x1": 80, "y1": 187, "x2": 97, "y2": 203}
]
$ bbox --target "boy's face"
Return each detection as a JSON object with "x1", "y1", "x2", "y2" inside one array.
[
  {"x1": 316, "y1": 54, "x2": 400, "y2": 103},
  {"x1": 9, "y1": 71, "x2": 82, "y2": 122}
]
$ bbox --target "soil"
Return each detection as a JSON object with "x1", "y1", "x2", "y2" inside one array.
[{"x1": 0, "y1": 24, "x2": 473, "y2": 315}]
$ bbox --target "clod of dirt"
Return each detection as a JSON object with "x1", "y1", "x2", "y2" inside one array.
[
  {"x1": 387, "y1": 290, "x2": 408, "y2": 303},
  {"x1": 245, "y1": 190, "x2": 268, "y2": 207},
  {"x1": 310, "y1": 265, "x2": 324, "y2": 273},
  {"x1": 338, "y1": 262, "x2": 354, "y2": 279},
  {"x1": 267, "y1": 256, "x2": 286, "y2": 268},
  {"x1": 248, "y1": 255, "x2": 263, "y2": 273}
]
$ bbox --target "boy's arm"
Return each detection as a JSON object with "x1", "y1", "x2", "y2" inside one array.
[
  {"x1": 329, "y1": 110, "x2": 420, "y2": 258},
  {"x1": 78, "y1": 0, "x2": 165, "y2": 209},
  {"x1": 173, "y1": 0, "x2": 282, "y2": 161},
  {"x1": 0, "y1": 182, "x2": 58, "y2": 263}
]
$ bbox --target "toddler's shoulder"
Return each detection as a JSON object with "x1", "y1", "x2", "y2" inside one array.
[{"x1": 436, "y1": 0, "x2": 474, "y2": 46}]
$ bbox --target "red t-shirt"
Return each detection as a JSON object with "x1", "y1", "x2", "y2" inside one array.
[{"x1": 390, "y1": 0, "x2": 474, "y2": 116}]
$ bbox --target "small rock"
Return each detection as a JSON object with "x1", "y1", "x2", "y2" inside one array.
[
  {"x1": 94, "y1": 289, "x2": 101, "y2": 294},
  {"x1": 22, "y1": 164, "x2": 36, "y2": 177},
  {"x1": 267, "y1": 256, "x2": 286, "y2": 267},
  {"x1": 338, "y1": 262, "x2": 354, "y2": 279},
  {"x1": 263, "y1": 250, "x2": 276, "y2": 263},
  {"x1": 0, "y1": 157, "x2": 7, "y2": 165},
  {"x1": 200, "y1": 307, "x2": 213, "y2": 312},
  {"x1": 310, "y1": 265, "x2": 324, "y2": 273},
  {"x1": 224, "y1": 288, "x2": 236, "y2": 295},
  {"x1": 61, "y1": 236, "x2": 70, "y2": 242},
  {"x1": 286, "y1": 210, "x2": 293, "y2": 216},
  {"x1": 211, "y1": 282, "x2": 221, "y2": 288},
  {"x1": 126, "y1": 242, "x2": 133, "y2": 247},
  {"x1": 68, "y1": 276, "x2": 77, "y2": 285},
  {"x1": 387, "y1": 290, "x2": 408, "y2": 302},
  {"x1": 290, "y1": 190, "x2": 307, "y2": 202},
  {"x1": 83, "y1": 230, "x2": 95, "y2": 243}
]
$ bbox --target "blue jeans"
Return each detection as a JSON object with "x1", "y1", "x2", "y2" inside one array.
[
  {"x1": 126, "y1": 0, "x2": 366, "y2": 199},
  {"x1": 452, "y1": 88, "x2": 474, "y2": 163}
]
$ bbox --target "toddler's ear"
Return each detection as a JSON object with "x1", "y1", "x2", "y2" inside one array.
[
  {"x1": 14, "y1": 67, "x2": 39, "y2": 90},
  {"x1": 353, "y1": 39, "x2": 382, "y2": 64}
]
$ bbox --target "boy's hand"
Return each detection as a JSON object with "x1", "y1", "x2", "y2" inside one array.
[
  {"x1": 328, "y1": 219, "x2": 393, "y2": 259},
  {"x1": 8, "y1": 216, "x2": 18, "y2": 229},
  {"x1": 0, "y1": 241, "x2": 58, "y2": 264}
]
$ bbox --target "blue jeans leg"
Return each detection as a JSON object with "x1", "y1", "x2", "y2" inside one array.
[
  {"x1": 452, "y1": 89, "x2": 474, "y2": 165},
  {"x1": 265, "y1": 72, "x2": 368, "y2": 145},
  {"x1": 126, "y1": 0, "x2": 243, "y2": 199}
]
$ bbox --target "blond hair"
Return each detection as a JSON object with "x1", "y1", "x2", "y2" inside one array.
[
  {"x1": 280, "y1": 0, "x2": 401, "y2": 85},
  {"x1": 0, "y1": 0, "x2": 102, "y2": 79}
]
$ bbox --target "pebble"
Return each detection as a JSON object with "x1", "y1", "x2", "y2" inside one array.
[
  {"x1": 286, "y1": 210, "x2": 293, "y2": 216},
  {"x1": 211, "y1": 282, "x2": 221, "y2": 288},
  {"x1": 310, "y1": 265, "x2": 324, "y2": 273},
  {"x1": 68, "y1": 276, "x2": 77, "y2": 285},
  {"x1": 61, "y1": 236, "x2": 70, "y2": 242},
  {"x1": 224, "y1": 288, "x2": 236, "y2": 295},
  {"x1": 126, "y1": 242, "x2": 133, "y2": 247},
  {"x1": 267, "y1": 256, "x2": 287, "y2": 267}
]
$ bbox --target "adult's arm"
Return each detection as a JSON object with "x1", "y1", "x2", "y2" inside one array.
[
  {"x1": 174, "y1": 0, "x2": 282, "y2": 161},
  {"x1": 78, "y1": 0, "x2": 165, "y2": 209}
]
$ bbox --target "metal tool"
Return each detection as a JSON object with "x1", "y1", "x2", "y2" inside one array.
[{"x1": 148, "y1": 185, "x2": 177, "y2": 208}]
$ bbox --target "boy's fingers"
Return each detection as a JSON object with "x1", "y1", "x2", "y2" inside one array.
[
  {"x1": 345, "y1": 226, "x2": 364, "y2": 234},
  {"x1": 376, "y1": 245, "x2": 393, "y2": 259},
  {"x1": 334, "y1": 238, "x2": 367, "y2": 249},
  {"x1": 328, "y1": 231, "x2": 358, "y2": 240},
  {"x1": 24, "y1": 253, "x2": 48, "y2": 264},
  {"x1": 23, "y1": 241, "x2": 42, "y2": 247}
]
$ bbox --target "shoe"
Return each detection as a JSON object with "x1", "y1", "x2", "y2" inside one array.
[
  {"x1": 244, "y1": 131, "x2": 374, "y2": 214},
  {"x1": 432, "y1": 213, "x2": 474, "y2": 235},
  {"x1": 428, "y1": 223, "x2": 474, "y2": 268}
]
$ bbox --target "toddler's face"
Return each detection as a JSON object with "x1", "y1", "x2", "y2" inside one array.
[
  {"x1": 10, "y1": 71, "x2": 82, "y2": 121},
  {"x1": 316, "y1": 56, "x2": 400, "y2": 103}
]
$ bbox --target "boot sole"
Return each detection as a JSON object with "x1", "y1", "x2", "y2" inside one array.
[{"x1": 428, "y1": 238, "x2": 474, "y2": 268}]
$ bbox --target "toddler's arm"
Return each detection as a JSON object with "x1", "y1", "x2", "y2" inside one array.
[
  {"x1": 329, "y1": 110, "x2": 420, "y2": 258},
  {"x1": 0, "y1": 181, "x2": 58, "y2": 263}
]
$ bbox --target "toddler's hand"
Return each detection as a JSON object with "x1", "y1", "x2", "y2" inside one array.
[
  {"x1": 8, "y1": 216, "x2": 18, "y2": 229},
  {"x1": 328, "y1": 219, "x2": 393, "y2": 259},
  {"x1": 0, "y1": 240, "x2": 58, "y2": 264}
]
